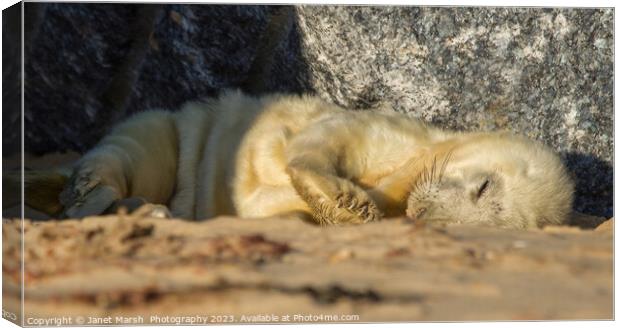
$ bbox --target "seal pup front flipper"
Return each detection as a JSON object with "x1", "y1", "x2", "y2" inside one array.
[{"x1": 60, "y1": 109, "x2": 179, "y2": 218}]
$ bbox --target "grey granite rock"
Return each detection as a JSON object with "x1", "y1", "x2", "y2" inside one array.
[
  {"x1": 4, "y1": 4, "x2": 613, "y2": 216},
  {"x1": 15, "y1": 3, "x2": 277, "y2": 152},
  {"x1": 2, "y1": 3, "x2": 21, "y2": 157}
]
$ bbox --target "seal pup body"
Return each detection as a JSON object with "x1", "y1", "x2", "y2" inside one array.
[{"x1": 52, "y1": 91, "x2": 573, "y2": 229}]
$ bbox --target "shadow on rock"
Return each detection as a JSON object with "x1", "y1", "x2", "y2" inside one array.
[{"x1": 563, "y1": 151, "x2": 613, "y2": 218}]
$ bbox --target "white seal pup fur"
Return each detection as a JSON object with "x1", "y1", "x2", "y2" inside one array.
[{"x1": 34, "y1": 91, "x2": 574, "y2": 229}]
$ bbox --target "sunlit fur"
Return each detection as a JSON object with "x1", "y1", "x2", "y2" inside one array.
[
  {"x1": 53, "y1": 90, "x2": 573, "y2": 229},
  {"x1": 405, "y1": 134, "x2": 574, "y2": 229}
]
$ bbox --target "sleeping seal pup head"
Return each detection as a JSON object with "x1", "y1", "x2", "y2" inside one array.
[{"x1": 406, "y1": 133, "x2": 574, "y2": 229}]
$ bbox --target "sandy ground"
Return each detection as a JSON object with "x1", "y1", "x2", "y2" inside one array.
[{"x1": 2, "y1": 211, "x2": 613, "y2": 324}]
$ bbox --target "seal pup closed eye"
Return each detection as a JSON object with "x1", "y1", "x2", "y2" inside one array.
[{"x1": 15, "y1": 91, "x2": 574, "y2": 229}]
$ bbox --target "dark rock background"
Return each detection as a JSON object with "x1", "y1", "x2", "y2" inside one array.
[{"x1": 3, "y1": 4, "x2": 613, "y2": 217}]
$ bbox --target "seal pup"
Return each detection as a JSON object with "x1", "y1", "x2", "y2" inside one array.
[{"x1": 17, "y1": 91, "x2": 574, "y2": 229}]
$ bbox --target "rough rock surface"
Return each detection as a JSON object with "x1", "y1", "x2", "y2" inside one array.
[
  {"x1": 2, "y1": 213, "x2": 613, "y2": 323},
  {"x1": 3, "y1": 5, "x2": 612, "y2": 215}
]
